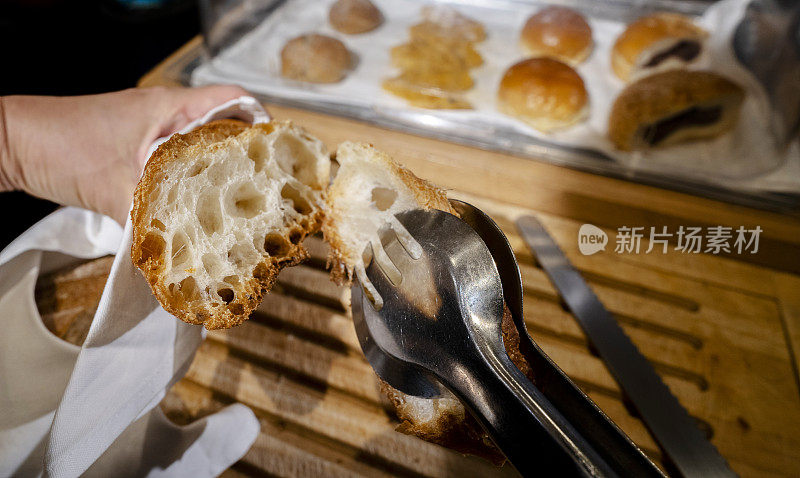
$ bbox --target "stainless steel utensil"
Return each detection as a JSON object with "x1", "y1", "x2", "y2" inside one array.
[
  {"x1": 516, "y1": 216, "x2": 736, "y2": 478},
  {"x1": 350, "y1": 206, "x2": 662, "y2": 476},
  {"x1": 450, "y1": 201, "x2": 663, "y2": 477}
]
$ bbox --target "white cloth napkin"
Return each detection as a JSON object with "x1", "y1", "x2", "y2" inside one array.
[{"x1": 0, "y1": 96, "x2": 269, "y2": 477}]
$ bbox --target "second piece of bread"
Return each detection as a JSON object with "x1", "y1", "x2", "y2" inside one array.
[{"x1": 323, "y1": 141, "x2": 537, "y2": 463}]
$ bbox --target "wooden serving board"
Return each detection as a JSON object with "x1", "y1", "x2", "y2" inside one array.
[
  {"x1": 160, "y1": 222, "x2": 800, "y2": 478},
  {"x1": 42, "y1": 38, "x2": 797, "y2": 477},
  {"x1": 43, "y1": 225, "x2": 800, "y2": 477}
]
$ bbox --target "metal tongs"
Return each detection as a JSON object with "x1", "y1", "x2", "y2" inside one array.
[{"x1": 351, "y1": 201, "x2": 664, "y2": 477}]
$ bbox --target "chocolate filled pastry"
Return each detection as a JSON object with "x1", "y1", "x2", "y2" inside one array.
[
  {"x1": 280, "y1": 33, "x2": 353, "y2": 83},
  {"x1": 520, "y1": 6, "x2": 593, "y2": 65},
  {"x1": 612, "y1": 12, "x2": 708, "y2": 81},
  {"x1": 497, "y1": 58, "x2": 589, "y2": 132},
  {"x1": 329, "y1": 0, "x2": 383, "y2": 35},
  {"x1": 608, "y1": 70, "x2": 745, "y2": 151}
]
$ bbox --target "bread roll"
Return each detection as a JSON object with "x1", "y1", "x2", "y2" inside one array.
[
  {"x1": 520, "y1": 6, "x2": 593, "y2": 65},
  {"x1": 612, "y1": 12, "x2": 708, "y2": 81},
  {"x1": 323, "y1": 142, "x2": 535, "y2": 463},
  {"x1": 280, "y1": 34, "x2": 353, "y2": 83},
  {"x1": 497, "y1": 57, "x2": 589, "y2": 132},
  {"x1": 329, "y1": 0, "x2": 383, "y2": 34},
  {"x1": 131, "y1": 120, "x2": 330, "y2": 329},
  {"x1": 608, "y1": 70, "x2": 745, "y2": 150}
]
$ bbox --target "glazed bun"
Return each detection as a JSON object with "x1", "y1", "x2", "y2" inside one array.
[
  {"x1": 608, "y1": 70, "x2": 745, "y2": 151},
  {"x1": 497, "y1": 58, "x2": 589, "y2": 132},
  {"x1": 329, "y1": 0, "x2": 383, "y2": 35},
  {"x1": 612, "y1": 13, "x2": 708, "y2": 81},
  {"x1": 520, "y1": 6, "x2": 593, "y2": 65},
  {"x1": 281, "y1": 34, "x2": 353, "y2": 83}
]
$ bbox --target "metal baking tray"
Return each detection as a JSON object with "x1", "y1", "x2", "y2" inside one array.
[{"x1": 176, "y1": 0, "x2": 800, "y2": 213}]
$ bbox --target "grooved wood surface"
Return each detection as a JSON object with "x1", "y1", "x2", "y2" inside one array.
[
  {"x1": 164, "y1": 228, "x2": 800, "y2": 477},
  {"x1": 42, "y1": 38, "x2": 788, "y2": 476}
]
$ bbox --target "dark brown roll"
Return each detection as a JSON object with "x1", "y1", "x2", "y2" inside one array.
[
  {"x1": 329, "y1": 0, "x2": 383, "y2": 35},
  {"x1": 280, "y1": 34, "x2": 353, "y2": 83}
]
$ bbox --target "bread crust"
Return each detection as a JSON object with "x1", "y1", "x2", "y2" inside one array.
[
  {"x1": 497, "y1": 57, "x2": 589, "y2": 132},
  {"x1": 520, "y1": 6, "x2": 593, "y2": 65},
  {"x1": 131, "y1": 120, "x2": 324, "y2": 330},
  {"x1": 608, "y1": 70, "x2": 744, "y2": 150},
  {"x1": 382, "y1": 305, "x2": 537, "y2": 465},
  {"x1": 612, "y1": 12, "x2": 707, "y2": 81}
]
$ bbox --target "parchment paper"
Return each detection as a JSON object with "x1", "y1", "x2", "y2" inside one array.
[{"x1": 193, "y1": 0, "x2": 800, "y2": 193}]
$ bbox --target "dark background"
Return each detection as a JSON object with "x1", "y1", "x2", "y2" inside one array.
[{"x1": 0, "y1": 0, "x2": 200, "y2": 249}]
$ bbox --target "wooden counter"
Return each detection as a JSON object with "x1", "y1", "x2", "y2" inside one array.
[{"x1": 130, "y1": 37, "x2": 800, "y2": 477}]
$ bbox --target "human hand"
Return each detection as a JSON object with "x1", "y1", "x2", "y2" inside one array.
[{"x1": 0, "y1": 85, "x2": 250, "y2": 224}]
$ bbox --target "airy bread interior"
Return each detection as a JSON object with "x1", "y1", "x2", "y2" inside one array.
[
  {"x1": 323, "y1": 141, "x2": 453, "y2": 286},
  {"x1": 323, "y1": 142, "x2": 508, "y2": 462},
  {"x1": 131, "y1": 120, "x2": 330, "y2": 329}
]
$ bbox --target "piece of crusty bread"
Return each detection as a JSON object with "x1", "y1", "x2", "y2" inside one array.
[
  {"x1": 131, "y1": 119, "x2": 330, "y2": 330},
  {"x1": 323, "y1": 141, "x2": 454, "y2": 285},
  {"x1": 323, "y1": 141, "x2": 535, "y2": 463}
]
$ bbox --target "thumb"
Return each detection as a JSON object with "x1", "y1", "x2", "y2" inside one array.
[
  {"x1": 156, "y1": 85, "x2": 252, "y2": 138},
  {"x1": 135, "y1": 85, "x2": 253, "y2": 171}
]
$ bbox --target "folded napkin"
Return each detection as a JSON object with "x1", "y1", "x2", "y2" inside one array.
[{"x1": 0, "y1": 96, "x2": 268, "y2": 477}]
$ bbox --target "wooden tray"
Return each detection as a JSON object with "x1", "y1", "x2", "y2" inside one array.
[
  {"x1": 42, "y1": 216, "x2": 800, "y2": 476},
  {"x1": 38, "y1": 39, "x2": 800, "y2": 476}
]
